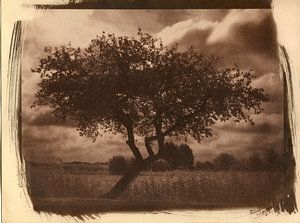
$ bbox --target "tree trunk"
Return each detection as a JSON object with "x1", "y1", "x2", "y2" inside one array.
[
  {"x1": 126, "y1": 125, "x2": 143, "y2": 161},
  {"x1": 145, "y1": 137, "x2": 155, "y2": 157},
  {"x1": 102, "y1": 155, "x2": 160, "y2": 199}
]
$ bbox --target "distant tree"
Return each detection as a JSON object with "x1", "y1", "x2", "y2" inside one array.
[
  {"x1": 263, "y1": 149, "x2": 281, "y2": 171},
  {"x1": 194, "y1": 161, "x2": 214, "y2": 171},
  {"x1": 177, "y1": 144, "x2": 194, "y2": 170},
  {"x1": 247, "y1": 153, "x2": 263, "y2": 171},
  {"x1": 108, "y1": 156, "x2": 129, "y2": 175},
  {"x1": 161, "y1": 142, "x2": 194, "y2": 169},
  {"x1": 203, "y1": 161, "x2": 214, "y2": 170},
  {"x1": 281, "y1": 151, "x2": 295, "y2": 172},
  {"x1": 162, "y1": 142, "x2": 179, "y2": 169},
  {"x1": 231, "y1": 159, "x2": 246, "y2": 171},
  {"x1": 213, "y1": 153, "x2": 237, "y2": 171},
  {"x1": 194, "y1": 161, "x2": 204, "y2": 170},
  {"x1": 32, "y1": 29, "x2": 269, "y2": 198}
]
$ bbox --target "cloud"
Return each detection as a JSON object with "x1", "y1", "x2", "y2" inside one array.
[
  {"x1": 156, "y1": 9, "x2": 278, "y2": 75},
  {"x1": 88, "y1": 10, "x2": 185, "y2": 34},
  {"x1": 214, "y1": 113, "x2": 283, "y2": 134},
  {"x1": 206, "y1": 9, "x2": 278, "y2": 75},
  {"x1": 188, "y1": 128, "x2": 283, "y2": 162},
  {"x1": 186, "y1": 111, "x2": 283, "y2": 162},
  {"x1": 207, "y1": 10, "x2": 278, "y2": 58},
  {"x1": 157, "y1": 19, "x2": 215, "y2": 45},
  {"x1": 24, "y1": 10, "x2": 115, "y2": 48},
  {"x1": 89, "y1": 10, "x2": 228, "y2": 35},
  {"x1": 23, "y1": 107, "x2": 77, "y2": 127},
  {"x1": 22, "y1": 125, "x2": 134, "y2": 163},
  {"x1": 252, "y1": 73, "x2": 283, "y2": 114},
  {"x1": 207, "y1": 10, "x2": 272, "y2": 44}
]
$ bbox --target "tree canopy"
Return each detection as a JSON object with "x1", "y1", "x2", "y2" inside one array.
[{"x1": 32, "y1": 29, "x2": 269, "y2": 161}]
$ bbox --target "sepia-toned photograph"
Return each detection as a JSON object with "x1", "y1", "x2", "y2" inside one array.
[{"x1": 19, "y1": 8, "x2": 297, "y2": 217}]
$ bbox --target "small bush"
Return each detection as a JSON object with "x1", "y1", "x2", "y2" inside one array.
[
  {"x1": 149, "y1": 159, "x2": 171, "y2": 172},
  {"x1": 194, "y1": 161, "x2": 214, "y2": 171},
  {"x1": 213, "y1": 153, "x2": 237, "y2": 171},
  {"x1": 247, "y1": 153, "x2": 263, "y2": 171},
  {"x1": 263, "y1": 149, "x2": 282, "y2": 171},
  {"x1": 162, "y1": 142, "x2": 194, "y2": 170},
  {"x1": 108, "y1": 156, "x2": 129, "y2": 175}
]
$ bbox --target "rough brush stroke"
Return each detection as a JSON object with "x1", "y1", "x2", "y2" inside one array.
[
  {"x1": 8, "y1": 21, "x2": 23, "y2": 170},
  {"x1": 7, "y1": 20, "x2": 36, "y2": 212},
  {"x1": 277, "y1": 45, "x2": 298, "y2": 214},
  {"x1": 31, "y1": 0, "x2": 272, "y2": 9}
]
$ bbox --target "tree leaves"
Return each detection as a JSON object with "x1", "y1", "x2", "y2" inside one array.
[{"x1": 32, "y1": 29, "x2": 269, "y2": 143}]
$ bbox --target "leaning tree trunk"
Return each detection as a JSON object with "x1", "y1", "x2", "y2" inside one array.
[{"x1": 102, "y1": 154, "x2": 161, "y2": 199}]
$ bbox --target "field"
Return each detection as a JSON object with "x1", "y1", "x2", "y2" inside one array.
[{"x1": 26, "y1": 163, "x2": 285, "y2": 214}]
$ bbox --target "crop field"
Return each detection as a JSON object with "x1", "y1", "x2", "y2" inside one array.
[{"x1": 26, "y1": 163, "x2": 285, "y2": 214}]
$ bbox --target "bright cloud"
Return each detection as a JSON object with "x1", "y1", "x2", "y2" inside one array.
[{"x1": 157, "y1": 19, "x2": 216, "y2": 45}]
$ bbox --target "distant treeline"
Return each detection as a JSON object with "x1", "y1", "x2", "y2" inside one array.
[
  {"x1": 108, "y1": 143, "x2": 293, "y2": 175},
  {"x1": 28, "y1": 143, "x2": 293, "y2": 175},
  {"x1": 27, "y1": 161, "x2": 107, "y2": 175},
  {"x1": 195, "y1": 149, "x2": 293, "y2": 172}
]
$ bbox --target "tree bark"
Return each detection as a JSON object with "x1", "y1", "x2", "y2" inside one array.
[
  {"x1": 154, "y1": 111, "x2": 165, "y2": 153},
  {"x1": 102, "y1": 154, "x2": 161, "y2": 199},
  {"x1": 126, "y1": 124, "x2": 143, "y2": 161},
  {"x1": 145, "y1": 137, "x2": 155, "y2": 157}
]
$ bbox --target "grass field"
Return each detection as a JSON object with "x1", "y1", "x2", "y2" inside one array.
[{"x1": 26, "y1": 163, "x2": 285, "y2": 214}]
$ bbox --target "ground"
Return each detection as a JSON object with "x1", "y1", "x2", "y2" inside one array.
[{"x1": 26, "y1": 162, "x2": 284, "y2": 215}]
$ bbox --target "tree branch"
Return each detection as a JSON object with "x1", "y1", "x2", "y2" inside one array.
[
  {"x1": 125, "y1": 124, "x2": 143, "y2": 161},
  {"x1": 144, "y1": 137, "x2": 155, "y2": 157},
  {"x1": 144, "y1": 102, "x2": 207, "y2": 147},
  {"x1": 143, "y1": 101, "x2": 208, "y2": 158},
  {"x1": 154, "y1": 111, "x2": 165, "y2": 154},
  {"x1": 163, "y1": 100, "x2": 208, "y2": 136}
]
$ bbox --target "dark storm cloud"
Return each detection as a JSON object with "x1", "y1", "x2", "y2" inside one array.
[
  {"x1": 22, "y1": 128, "x2": 54, "y2": 147},
  {"x1": 22, "y1": 126, "x2": 65, "y2": 163},
  {"x1": 236, "y1": 122, "x2": 282, "y2": 134},
  {"x1": 239, "y1": 131, "x2": 284, "y2": 158},
  {"x1": 27, "y1": 111, "x2": 59, "y2": 126},
  {"x1": 215, "y1": 115, "x2": 283, "y2": 135},
  {"x1": 234, "y1": 13, "x2": 278, "y2": 58},
  {"x1": 23, "y1": 108, "x2": 77, "y2": 127},
  {"x1": 22, "y1": 125, "x2": 127, "y2": 163}
]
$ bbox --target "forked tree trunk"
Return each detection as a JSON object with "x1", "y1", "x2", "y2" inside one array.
[{"x1": 102, "y1": 154, "x2": 161, "y2": 199}]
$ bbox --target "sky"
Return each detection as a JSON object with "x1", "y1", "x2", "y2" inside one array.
[{"x1": 22, "y1": 9, "x2": 283, "y2": 164}]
